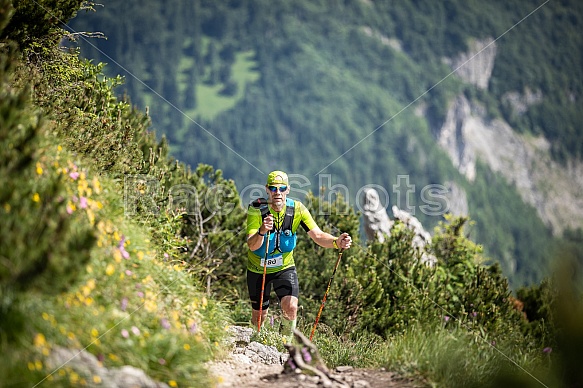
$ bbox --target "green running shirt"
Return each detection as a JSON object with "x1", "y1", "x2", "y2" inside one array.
[{"x1": 246, "y1": 200, "x2": 318, "y2": 274}]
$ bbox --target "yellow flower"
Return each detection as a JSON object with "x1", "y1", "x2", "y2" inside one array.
[
  {"x1": 27, "y1": 362, "x2": 35, "y2": 371},
  {"x1": 92, "y1": 177, "x2": 102, "y2": 194},
  {"x1": 69, "y1": 371, "x2": 79, "y2": 384},
  {"x1": 3, "y1": 203, "x2": 10, "y2": 213},
  {"x1": 42, "y1": 312, "x2": 49, "y2": 321},
  {"x1": 113, "y1": 250, "x2": 122, "y2": 263},
  {"x1": 108, "y1": 353, "x2": 119, "y2": 362},
  {"x1": 58, "y1": 145, "x2": 62, "y2": 152},
  {"x1": 34, "y1": 333, "x2": 47, "y2": 348},
  {"x1": 35, "y1": 360, "x2": 43, "y2": 370},
  {"x1": 92, "y1": 375, "x2": 102, "y2": 384},
  {"x1": 87, "y1": 279, "x2": 96, "y2": 290},
  {"x1": 169, "y1": 381, "x2": 178, "y2": 387},
  {"x1": 36, "y1": 162, "x2": 43, "y2": 175},
  {"x1": 81, "y1": 285, "x2": 91, "y2": 297},
  {"x1": 32, "y1": 193, "x2": 40, "y2": 203},
  {"x1": 86, "y1": 208, "x2": 95, "y2": 226},
  {"x1": 144, "y1": 299, "x2": 157, "y2": 313},
  {"x1": 105, "y1": 264, "x2": 115, "y2": 276},
  {"x1": 183, "y1": 343, "x2": 190, "y2": 350}
]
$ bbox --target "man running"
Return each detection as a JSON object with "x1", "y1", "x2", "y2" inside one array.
[{"x1": 246, "y1": 170, "x2": 352, "y2": 341}]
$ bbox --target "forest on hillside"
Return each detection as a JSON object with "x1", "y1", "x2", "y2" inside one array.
[{"x1": 68, "y1": 0, "x2": 583, "y2": 287}]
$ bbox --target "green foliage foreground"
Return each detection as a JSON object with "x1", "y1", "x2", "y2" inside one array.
[{"x1": 1, "y1": 1, "x2": 582, "y2": 387}]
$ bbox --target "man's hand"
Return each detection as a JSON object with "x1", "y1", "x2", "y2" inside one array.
[
  {"x1": 260, "y1": 214, "x2": 274, "y2": 235},
  {"x1": 336, "y1": 232, "x2": 352, "y2": 250}
]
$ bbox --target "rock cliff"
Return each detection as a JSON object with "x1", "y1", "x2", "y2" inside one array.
[{"x1": 438, "y1": 39, "x2": 583, "y2": 235}]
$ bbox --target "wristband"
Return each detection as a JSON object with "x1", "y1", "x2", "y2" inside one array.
[
  {"x1": 333, "y1": 238, "x2": 339, "y2": 249},
  {"x1": 258, "y1": 230, "x2": 265, "y2": 236}
]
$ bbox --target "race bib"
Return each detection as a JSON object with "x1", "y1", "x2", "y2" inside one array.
[{"x1": 260, "y1": 253, "x2": 283, "y2": 268}]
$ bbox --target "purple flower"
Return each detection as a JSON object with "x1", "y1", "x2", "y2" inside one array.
[
  {"x1": 301, "y1": 347, "x2": 312, "y2": 363},
  {"x1": 270, "y1": 316, "x2": 274, "y2": 327},
  {"x1": 79, "y1": 196, "x2": 88, "y2": 209},
  {"x1": 444, "y1": 316, "x2": 450, "y2": 322},
  {"x1": 121, "y1": 329, "x2": 129, "y2": 338},
  {"x1": 125, "y1": 270, "x2": 133, "y2": 276},
  {"x1": 160, "y1": 318, "x2": 171, "y2": 330},
  {"x1": 131, "y1": 326, "x2": 140, "y2": 336},
  {"x1": 286, "y1": 358, "x2": 296, "y2": 370},
  {"x1": 136, "y1": 291, "x2": 144, "y2": 298},
  {"x1": 543, "y1": 347, "x2": 552, "y2": 354},
  {"x1": 158, "y1": 358, "x2": 166, "y2": 365},
  {"x1": 69, "y1": 171, "x2": 80, "y2": 180},
  {"x1": 189, "y1": 322, "x2": 198, "y2": 334},
  {"x1": 472, "y1": 312, "x2": 477, "y2": 317},
  {"x1": 120, "y1": 297, "x2": 128, "y2": 312},
  {"x1": 118, "y1": 236, "x2": 130, "y2": 259},
  {"x1": 491, "y1": 341, "x2": 496, "y2": 346}
]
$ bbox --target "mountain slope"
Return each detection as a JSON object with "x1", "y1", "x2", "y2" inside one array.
[{"x1": 67, "y1": 0, "x2": 583, "y2": 286}]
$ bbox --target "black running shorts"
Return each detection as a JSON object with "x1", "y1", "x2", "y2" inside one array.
[{"x1": 247, "y1": 266, "x2": 299, "y2": 310}]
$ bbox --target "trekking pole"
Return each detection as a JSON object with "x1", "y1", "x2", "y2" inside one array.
[
  {"x1": 257, "y1": 230, "x2": 270, "y2": 332},
  {"x1": 310, "y1": 248, "x2": 344, "y2": 341}
]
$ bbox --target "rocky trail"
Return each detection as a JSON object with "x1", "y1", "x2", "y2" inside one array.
[{"x1": 207, "y1": 326, "x2": 423, "y2": 388}]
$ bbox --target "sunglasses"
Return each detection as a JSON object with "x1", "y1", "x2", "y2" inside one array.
[{"x1": 268, "y1": 185, "x2": 288, "y2": 193}]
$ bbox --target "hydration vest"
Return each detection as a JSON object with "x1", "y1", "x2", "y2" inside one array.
[{"x1": 250, "y1": 198, "x2": 297, "y2": 257}]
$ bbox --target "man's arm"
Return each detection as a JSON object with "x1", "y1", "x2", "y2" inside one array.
[
  {"x1": 307, "y1": 227, "x2": 352, "y2": 250},
  {"x1": 247, "y1": 214, "x2": 274, "y2": 251}
]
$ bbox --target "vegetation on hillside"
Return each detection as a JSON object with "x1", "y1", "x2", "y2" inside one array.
[{"x1": 2, "y1": 1, "x2": 582, "y2": 387}]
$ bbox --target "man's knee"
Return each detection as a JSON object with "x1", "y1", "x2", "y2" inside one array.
[{"x1": 281, "y1": 296, "x2": 298, "y2": 319}]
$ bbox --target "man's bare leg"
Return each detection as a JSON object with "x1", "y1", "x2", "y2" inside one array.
[
  {"x1": 281, "y1": 296, "x2": 298, "y2": 342},
  {"x1": 251, "y1": 307, "x2": 269, "y2": 329}
]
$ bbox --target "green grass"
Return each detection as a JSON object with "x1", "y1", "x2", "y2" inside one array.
[
  {"x1": 187, "y1": 50, "x2": 259, "y2": 121},
  {"x1": 310, "y1": 321, "x2": 553, "y2": 388}
]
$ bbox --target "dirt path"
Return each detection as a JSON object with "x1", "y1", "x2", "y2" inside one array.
[{"x1": 206, "y1": 327, "x2": 424, "y2": 388}]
